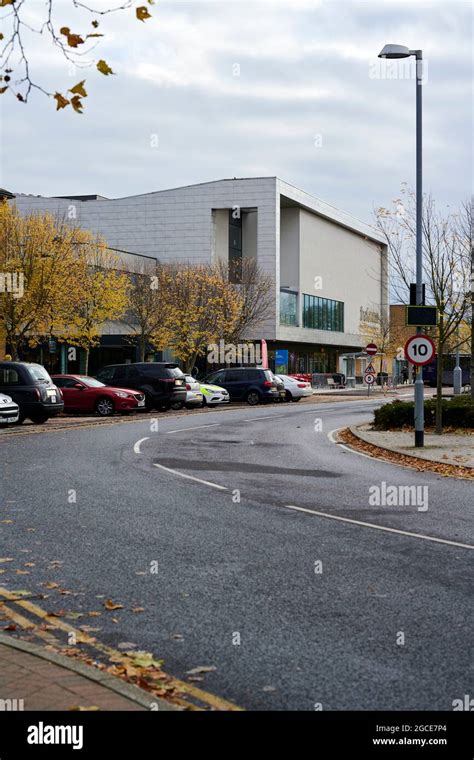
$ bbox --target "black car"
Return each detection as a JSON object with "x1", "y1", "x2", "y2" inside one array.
[
  {"x1": 0, "y1": 362, "x2": 64, "y2": 424},
  {"x1": 95, "y1": 362, "x2": 187, "y2": 410},
  {"x1": 202, "y1": 367, "x2": 284, "y2": 405}
]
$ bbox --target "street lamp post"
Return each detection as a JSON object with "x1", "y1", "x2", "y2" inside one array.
[{"x1": 378, "y1": 44, "x2": 425, "y2": 447}]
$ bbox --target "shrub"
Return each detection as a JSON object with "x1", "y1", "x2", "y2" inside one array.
[{"x1": 373, "y1": 397, "x2": 474, "y2": 430}]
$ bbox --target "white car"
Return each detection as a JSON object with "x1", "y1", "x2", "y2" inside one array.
[
  {"x1": 199, "y1": 382, "x2": 230, "y2": 407},
  {"x1": 0, "y1": 393, "x2": 20, "y2": 425},
  {"x1": 183, "y1": 374, "x2": 203, "y2": 408},
  {"x1": 275, "y1": 374, "x2": 313, "y2": 402}
]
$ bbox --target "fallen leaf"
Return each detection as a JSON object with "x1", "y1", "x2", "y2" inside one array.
[
  {"x1": 3, "y1": 624, "x2": 17, "y2": 631},
  {"x1": 46, "y1": 610, "x2": 66, "y2": 618},
  {"x1": 103, "y1": 599, "x2": 124, "y2": 611},
  {"x1": 15, "y1": 570, "x2": 29, "y2": 575},
  {"x1": 1, "y1": 520, "x2": 13, "y2": 524},
  {"x1": 65, "y1": 612, "x2": 83, "y2": 620},
  {"x1": 24, "y1": 563, "x2": 35, "y2": 567},
  {"x1": 131, "y1": 607, "x2": 144, "y2": 613},
  {"x1": 0, "y1": 558, "x2": 14, "y2": 563},
  {"x1": 88, "y1": 611, "x2": 102, "y2": 617},
  {"x1": 186, "y1": 665, "x2": 217, "y2": 676},
  {"x1": 118, "y1": 642, "x2": 137, "y2": 649},
  {"x1": 44, "y1": 582, "x2": 59, "y2": 589},
  {"x1": 69, "y1": 706, "x2": 100, "y2": 711},
  {"x1": 79, "y1": 626, "x2": 102, "y2": 633}
]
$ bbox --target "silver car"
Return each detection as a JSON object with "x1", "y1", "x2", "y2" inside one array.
[
  {"x1": 275, "y1": 374, "x2": 313, "y2": 402},
  {"x1": 0, "y1": 392, "x2": 20, "y2": 425}
]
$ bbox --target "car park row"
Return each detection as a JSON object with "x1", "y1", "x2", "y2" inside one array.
[{"x1": 0, "y1": 360, "x2": 313, "y2": 426}]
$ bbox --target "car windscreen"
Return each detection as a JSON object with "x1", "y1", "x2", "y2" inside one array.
[
  {"x1": 26, "y1": 365, "x2": 53, "y2": 383},
  {"x1": 80, "y1": 377, "x2": 106, "y2": 388}
]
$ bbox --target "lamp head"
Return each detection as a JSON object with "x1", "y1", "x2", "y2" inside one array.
[{"x1": 378, "y1": 44, "x2": 412, "y2": 59}]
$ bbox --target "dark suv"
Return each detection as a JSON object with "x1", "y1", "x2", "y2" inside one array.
[
  {"x1": 202, "y1": 367, "x2": 284, "y2": 405},
  {"x1": 95, "y1": 362, "x2": 187, "y2": 410},
  {"x1": 0, "y1": 362, "x2": 64, "y2": 424}
]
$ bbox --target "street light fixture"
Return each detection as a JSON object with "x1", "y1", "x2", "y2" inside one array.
[{"x1": 378, "y1": 43, "x2": 425, "y2": 447}]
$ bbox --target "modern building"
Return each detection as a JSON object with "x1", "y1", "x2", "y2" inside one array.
[{"x1": 8, "y1": 177, "x2": 388, "y2": 376}]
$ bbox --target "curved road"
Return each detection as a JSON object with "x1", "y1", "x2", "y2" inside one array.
[{"x1": 1, "y1": 398, "x2": 472, "y2": 710}]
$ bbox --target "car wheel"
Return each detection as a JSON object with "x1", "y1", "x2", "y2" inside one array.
[
  {"x1": 171, "y1": 401, "x2": 184, "y2": 410},
  {"x1": 95, "y1": 397, "x2": 115, "y2": 417},
  {"x1": 246, "y1": 390, "x2": 261, "y2": 406},
  {"x1": 292, "y1": 396, "x2": 301, "y2": 402},
  {"x1": 285, "y1": 390, "x2": 293, "y2": 402},
  {"x1": 30, "y1": 413, "x2": 49, "y2": 424}
]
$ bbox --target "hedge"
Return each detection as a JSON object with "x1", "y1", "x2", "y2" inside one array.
[{"x1": 373, "y1": 395, "x2": 474, "y2": 430}]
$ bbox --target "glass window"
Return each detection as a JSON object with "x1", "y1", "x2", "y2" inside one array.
[
  {"x1": 0, "y1": 368, "x2": 20, "y2": 385},
  {"x1": 302, "y1": 294, "x2": 344, "y2": 331},
  {"x1": 279, "y1": 291, "x2": 297, "y2": 326},
  {"x1": 27, "y1": 365, "x2": 52, "y2": 382}
]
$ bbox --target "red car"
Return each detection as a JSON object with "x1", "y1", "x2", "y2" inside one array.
[{"x1": 52, "y1": 374, "x2": 146, "y2": 416}]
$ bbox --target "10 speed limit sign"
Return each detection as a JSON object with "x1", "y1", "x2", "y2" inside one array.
[{"x1": 404, "y1": 334, "x2": 436, "y2": 366}]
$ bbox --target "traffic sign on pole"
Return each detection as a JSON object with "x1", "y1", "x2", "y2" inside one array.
[
  {"x1": 364, "y1": 372, "x2": 376, "y2": 385},
  {"x1": 404, "y1": 334, "x2": 436, "y2": 366},
  {"x1": 366, "y1": 343, "x2": 377, "y2": 356}
]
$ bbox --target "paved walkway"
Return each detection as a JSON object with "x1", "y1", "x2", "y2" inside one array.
[
  {"x1": 352, "y1": 424, "x2": 474, "y2": 468},
  {"x1": 0, "y1": 635, "x2": 178, "y2": 711}
]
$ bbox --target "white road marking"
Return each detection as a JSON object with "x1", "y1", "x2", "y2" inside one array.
[
  {"x1": 133, "y1": 437, "x2": 149, "y2": 454},
  {"x1": 153, "y1": 463, "x2": 228, "y2": 490},
  {"x1": 166, "y1": 423, "x2": 220, "y2": 434},
  {"x1": 285, "y1": 505, "x2": 474, "y2": 550},
  {"x1": 243, "y1": 413, "x2": 289, "y2": 422},
  {"x1": 327, "y1": 427, "x2": 375, "y2": 460}
]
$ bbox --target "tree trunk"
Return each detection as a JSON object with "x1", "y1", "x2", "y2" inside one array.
[
  {"x1": 84, "y1": 347, "x2": 90, "y2": 376},
  {"x1": 435, "y1": 330, "x2": 444, "y2": 435},
  {"x1": 139, "y1": 335, "x2": 146, "y2": 362}
]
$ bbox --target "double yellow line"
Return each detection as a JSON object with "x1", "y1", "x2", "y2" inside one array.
[{"x1": 0, "y1": 586, "x2": 242, "y2": 712}]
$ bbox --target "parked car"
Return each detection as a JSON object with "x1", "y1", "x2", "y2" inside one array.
[
  {"x1": 199, "y1": 381, "x2": 230, "y2": 407},
  {"x1": 275, "y1": 374, "x2": 313, "y2": 402},
  {"x1": 0, "y1": 362, "x2": 64, "y2": 424},
  {"x1": 0, "y1": 392, "x2": 20, "y2": 426},
  {"x1": 52, "y1": 374, "x2": 145, "y2": 416},
  {"x1": 95, "y1": 362, "x2": 187, "y2": 410},
  {"x1": 170, "y1": 374, "x2": 203, "y2": 409},
  {"x1": 201, "y1": 367, "x2": 284, "y2": 405}
]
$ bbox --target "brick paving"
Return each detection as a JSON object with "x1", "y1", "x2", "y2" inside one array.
[{"x1": 0, "y1": 643, "x2": 146, "y2": 711}]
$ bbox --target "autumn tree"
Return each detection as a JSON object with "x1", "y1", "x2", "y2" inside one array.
[
  {"x1": 0, "y1": 202, "x2": 85, "y2": 359},
  {"x1": 0, "y1": 0, "x2": 154, "y2": 111},
  {"x1": 123, "y1": 259, "x2": 173, "y2": 362},
  {"x1": 215, "y1": 257, "x2": 274, "y2": 344},
  {"x1": 156, "y1": 263, "x2": 242, "y2": 373},
  {"x1": 375, "y1": 189, "x2": 471, "y2": 432},
  {"x1": 59, "y1": 243, "x2": 130, "y2": 374},
  {"x1": 360, "y1": 308, "x2": 406, "y2": 378}
]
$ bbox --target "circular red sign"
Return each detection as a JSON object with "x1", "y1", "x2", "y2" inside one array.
[
  {"x1": 366, "y1": 343, "x2": 377, "y2": 355},
  {"x1": 404, "y1": 334, "x2": 436, "y2": 366}
]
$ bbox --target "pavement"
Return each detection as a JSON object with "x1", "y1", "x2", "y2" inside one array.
[
  {"x1": 350, "y1": 424, "x2": 474, "y2": 468},
  {"x1": 0, "y1": 634, "x2": 177, "y2": 711},
  {"x1": 0, "y1": 393, "x2": 472, "y2": 710}
]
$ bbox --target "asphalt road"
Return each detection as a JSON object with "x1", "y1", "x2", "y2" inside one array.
[{"x1": 1, "y1": 398, "x2": 472, "y2": 710}]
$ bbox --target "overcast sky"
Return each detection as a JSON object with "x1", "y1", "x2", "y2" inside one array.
[{"x1": 1, "y1": 0, "x2": 472, "y2": 224}]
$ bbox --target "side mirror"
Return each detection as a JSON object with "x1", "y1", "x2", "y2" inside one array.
[{"x1": 73, "y1": 383, "x2": 85, "y2": 390}]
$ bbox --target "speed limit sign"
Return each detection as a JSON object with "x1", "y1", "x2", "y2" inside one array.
[
  {"x1": 364, "y1": 372, "x2": 376, "y2": 385},
  {"x1": 404, "y1": 334, "x2": 436, "y2": 366}
]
